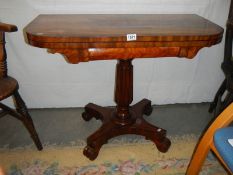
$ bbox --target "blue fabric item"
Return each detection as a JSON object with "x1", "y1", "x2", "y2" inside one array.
[{"x1": 214, "y1": 127, "x2": 233, "y2": 173}]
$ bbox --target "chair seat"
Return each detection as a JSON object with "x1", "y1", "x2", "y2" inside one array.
[
  {"x1": 0, "y1": 76, "x2": 18, "y2": 100},
  {"x1": 214, "y1": 127, "x2": 233, "y2": 172}
]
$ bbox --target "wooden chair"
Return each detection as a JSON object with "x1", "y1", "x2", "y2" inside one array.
[
  {"x1": 0, "y1": 22, "x2": 42, "y2": 150},
  {"x1": 0, "y1": 166, "x2": 5, "y2": 175},
  {"x1": 186, "y1": 103, "x2": 233, "y2": 174},
  {"x1": 209, "y1": 0, "x2": 233, "y2": 116}
]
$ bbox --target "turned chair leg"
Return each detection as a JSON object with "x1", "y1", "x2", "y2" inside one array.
[
  {"x1": 209, "y1": 79, "x2": 226, "y2": 113},
  {"x1": 219, "y1": 91, "x2": 233, "y2": 114},
  {"x1": 13, "y1": 90, "x2": 43, "y2": 150}
]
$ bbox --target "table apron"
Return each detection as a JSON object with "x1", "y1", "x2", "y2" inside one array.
[{"x1": 47, "y1": 46, "x2": 205, "y2": 64}]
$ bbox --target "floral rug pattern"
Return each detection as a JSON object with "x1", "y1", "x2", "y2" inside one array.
[
  {"x1": 8, "y1": 157, "x2": 225, "y2": 175},
  {"x1": 0, "y1": 136, "x2": 227, "y2": 175}
]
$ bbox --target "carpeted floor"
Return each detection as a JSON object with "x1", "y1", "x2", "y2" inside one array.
[
  {"x1": 0, "y1": 136, "x2": 227, "y2": 175},
  {"x1": 0, "y1": 103, "x2": 227, "y2": 174},
  {"x1": 0, "y1": 103, "x2": 214, "y2": 148}
]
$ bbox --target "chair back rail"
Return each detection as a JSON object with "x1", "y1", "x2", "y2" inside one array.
[{"x1": 0, "y1": 22, "x2": 17, "y2": 33}]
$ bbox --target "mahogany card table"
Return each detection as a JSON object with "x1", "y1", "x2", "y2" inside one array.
[{"x1": 25, "y1": 14, "x2": 223, "y2": 160}]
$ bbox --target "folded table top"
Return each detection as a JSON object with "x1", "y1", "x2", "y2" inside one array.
[
  {"x1": 25, "y1": 14, "x2": 223, "y2": 47},
  {"x1": 24, "y1": 14, "x2": 224, "y2": 63}
]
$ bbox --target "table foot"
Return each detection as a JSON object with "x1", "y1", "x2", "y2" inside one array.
[
  {"x1": 82, "y1": 99, "x2": 171, "y2": 160},
  {"x1": 82, "y1": 103, "x2": 112, "y2": 121}
]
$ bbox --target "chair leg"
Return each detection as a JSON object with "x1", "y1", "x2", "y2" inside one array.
[
  {"x1": 186, "y1": 143, "x2": 211, "y2": 175},
  {"x1": 218, "y1": 90, "x2": 233, "y2": 115},
  {"x1": 13, "y1": 90, "x2": 43, "y2": 150},
  {"x1": 214, "y1": 93, "x2": 223, "y2": 117},
  {"x1": 209, "y1": 79, "x2": 227, "y2": 113},
  {"x1": 187, "y1": 103, "x2": 233, "y2": 174}
]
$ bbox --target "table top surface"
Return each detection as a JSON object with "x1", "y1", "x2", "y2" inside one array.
[
  {"x1": 24, "y1": 14, "x2": 224, "y2": 63},
  {"x1": 25, "y1": 14, "x2": 223, "y2": 44}
]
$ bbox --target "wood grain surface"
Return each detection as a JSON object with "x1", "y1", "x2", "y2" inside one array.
[{"x1": 25, "y1": 14, "x2": 223, "y2": 62}]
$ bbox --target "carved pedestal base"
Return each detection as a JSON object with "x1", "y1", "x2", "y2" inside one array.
[
  {"x1": 82, "y1": 99, "x2": 171, "y2": 160},
  {"x1": 82, "y1": 59, "x2": 170, "y2": 160}
]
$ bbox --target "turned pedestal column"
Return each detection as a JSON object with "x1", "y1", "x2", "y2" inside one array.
[{"x1": 82, "y1": 59, "x2": 171, "y2": 160}]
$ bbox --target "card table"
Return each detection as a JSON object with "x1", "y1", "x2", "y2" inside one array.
[{"x1": 25, "y1": 14, "x2": 223, "y2": 160}]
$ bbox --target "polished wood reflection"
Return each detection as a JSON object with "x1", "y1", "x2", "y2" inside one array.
[{"x1": 25, "y1": 14, "x2": 223, "y2": 63}]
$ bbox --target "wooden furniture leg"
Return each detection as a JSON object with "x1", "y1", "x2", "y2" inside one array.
[
  {"x1": 0, "y1": 89, "x2": 42, "y2": 150},
  {"x1": 209, "y1": 79, "x2": 233, "y2": 116},
  {"x1": 82, "y1": 59, "x2": 171, "y2": 160},
  {"x1": 209, "y1": 79, "x2": 227, "y2": 113},
  {"x1": 221, "y1": 91, "x2": 233, "y2": 112},
  {"x1": 13, "y1": 90, "x2": 43, "y2": 150}
]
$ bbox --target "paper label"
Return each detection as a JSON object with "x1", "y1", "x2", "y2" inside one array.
[
  {"x1": 228, "y1": 139, "x2": 233, "y2": 147},
  {"x1": 127, "y1": 34, "x2": 137, "y2": 41}
]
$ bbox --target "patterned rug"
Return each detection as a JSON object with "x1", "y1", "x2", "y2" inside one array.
[{"x1": 0, "y1": 135, "x2": 226, "y2": 175}]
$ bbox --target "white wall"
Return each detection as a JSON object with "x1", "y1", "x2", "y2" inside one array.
[{"x1": 0, "y1": 0, "x2": 230, "y2": 108}]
